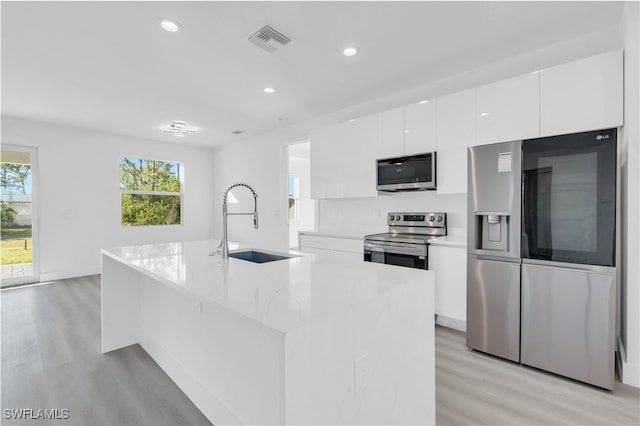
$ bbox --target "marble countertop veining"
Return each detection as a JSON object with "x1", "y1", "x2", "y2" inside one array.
[{"x1": 101, "y1": 239, "x2": 432, "y2": 334}]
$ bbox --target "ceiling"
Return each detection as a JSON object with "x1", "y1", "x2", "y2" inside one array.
[{"x1": 1, "y1": 1, "x2": 625, "y2": 148}]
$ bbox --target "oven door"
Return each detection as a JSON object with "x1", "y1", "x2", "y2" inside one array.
[{"x1": 363, "y1": 240, "x2": 428, "y2": 269}]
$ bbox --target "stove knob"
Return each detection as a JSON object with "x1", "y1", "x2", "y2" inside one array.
[
  {"x1": 428, "y1": 215, "x2": 435, "y2": 222},
  {"x1": 396, "y1": 215, "x2": 401, "y2": 221},
  {"x1": 437, "y1": 215, "x2": 443, "y2": 222}
]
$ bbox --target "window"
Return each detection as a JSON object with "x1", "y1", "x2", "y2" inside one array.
[
  {"x1": 120, "y1": 157, "x2": 182, "y2": 226},
  {"x1": 288, "y1": 175, "x2": 299, "y2": 221}
]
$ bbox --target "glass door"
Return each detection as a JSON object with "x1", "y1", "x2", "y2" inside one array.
[
  {"x1": 1, "y1": 145, "x2": 39, "y2": 286},
  {"x1": 522, "y1": 129, "x2": 616, "y2": 266}
]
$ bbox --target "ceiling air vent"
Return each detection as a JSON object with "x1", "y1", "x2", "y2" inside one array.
[{"x1": 248, "y1": 25, "x2": 292, "y2": 53}]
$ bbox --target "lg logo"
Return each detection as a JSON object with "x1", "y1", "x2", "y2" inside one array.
[{"x1": 596, "y1": 134, "x2": 610, "y2": 140}]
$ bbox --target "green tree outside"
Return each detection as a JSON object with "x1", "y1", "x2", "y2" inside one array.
[
  {"x1": 120, "y1": 157, "x2": 181, "y2": 226},
  {"x1": 1, "y1": 163, "x2": 31, "y2": 194}
]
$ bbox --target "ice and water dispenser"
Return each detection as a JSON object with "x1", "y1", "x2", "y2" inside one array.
[
  {"x1": 467, "y1": 140, "x2": 522, "y2": 260},
  {"x1": 476, "y1": 213, "x2": 510, "y2": 252}
]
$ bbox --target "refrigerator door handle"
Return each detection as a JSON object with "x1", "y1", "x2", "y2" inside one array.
[
  {"x1": 468, "y1": 254, "x2": 521, "y2": 263},
  {"x1": 522, "y1": 258, "x2": 615, "y2": 273}
]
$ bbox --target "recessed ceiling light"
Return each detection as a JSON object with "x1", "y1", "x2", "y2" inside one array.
[
  {"x1": 419, "y1": 100, "x2": 429, "y2": 104},
  {"x1": 480, "y1": 112, "x2": 490, "y2": 117},
  {"x1": 160, "y1": 19, "x2": 180, "y2": 32},
  {"x1": 264, "y1": 87, "x2": 275, "y2": 94},
  {"x1": 342, "y1": 47, "x2": 359, "y2": 57}
]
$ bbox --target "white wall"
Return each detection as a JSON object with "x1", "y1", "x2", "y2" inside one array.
[
  {"x1": 318, "y1": 193, "x2": 466, "y2": 238},
  {"x1": 619, "y1": 0, "x2": 640, "y2": 388},
  {"x1": 1, "y1": 116, "x2": 216, "y2": 280}
]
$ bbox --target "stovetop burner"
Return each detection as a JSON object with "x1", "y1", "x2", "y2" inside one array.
[{"x1": 364, "y1": 212, "x2": 447, "y2": 244}]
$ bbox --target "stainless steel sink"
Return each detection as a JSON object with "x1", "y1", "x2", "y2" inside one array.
[{"x1": 228, "y1": 250, "x2": 294, "y2": 264}]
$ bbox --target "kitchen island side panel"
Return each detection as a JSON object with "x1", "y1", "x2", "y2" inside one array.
[
  {"x1": 137, "y1": 272, "x2": 285, "y2": 425},
  {"x1": 284, "y1": 279, "x2": 435, "y2": 425},
  {"x1": 101, "y1": 254, "x2": 141, "y2": 353}
]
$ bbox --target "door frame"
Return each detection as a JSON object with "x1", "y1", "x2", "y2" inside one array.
[
  {"x1": 282, "y1": 139, "x2": 317, "y2": 250},
  {"x1": 1, "y1": 144, "x2": 40, "y2": 287}
]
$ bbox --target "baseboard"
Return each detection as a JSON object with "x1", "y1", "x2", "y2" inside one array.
[
  {"x1": 617, "y1": 334, "x2": 640, "y2": 388},
  {"x1": 40, "y1": 266, "x2": 101, "y2": 282},
  {"x1": 435, "y1": 314, "x2": 466, "y2": 332}
]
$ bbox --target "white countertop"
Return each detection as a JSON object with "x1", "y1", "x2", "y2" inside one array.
[
  {"x1": 298, "y1": 231, "x2": 363, "y2": 240},
  {"x1": 102, "y1": 239, "x2": 432, "y2": 334},
  {"x1": 428, "y1": 235, "x2": 467, "y2": 248}
]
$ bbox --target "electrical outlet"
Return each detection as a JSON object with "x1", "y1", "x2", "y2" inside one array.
[{"x1": 354, "y1": 353, "x2": 369, "y2": 392}]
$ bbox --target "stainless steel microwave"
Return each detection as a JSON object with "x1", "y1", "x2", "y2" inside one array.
[{"x1": 376, "y1": 152, "x2": 436, "y2": 192}]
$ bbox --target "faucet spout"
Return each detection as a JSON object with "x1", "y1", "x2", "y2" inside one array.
[{"x1": 218, "y1": 182, "x2": 259, "y2": 259}]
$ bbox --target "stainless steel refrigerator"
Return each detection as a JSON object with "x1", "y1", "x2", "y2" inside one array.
[{"x1": 467, "y1": 129, "x2": 617, "y2": 390}]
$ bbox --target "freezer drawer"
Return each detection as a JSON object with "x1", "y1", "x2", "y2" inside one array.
[
  {"x1": 521, "y1": 262, "x2": 615, "y2": 390},
  {"x1": 466, "y1": 257, "x2": 521, "y2": 362}
]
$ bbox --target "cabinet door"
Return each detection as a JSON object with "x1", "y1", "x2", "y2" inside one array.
[
  {"x1": 340, "y1": 114, "x2": 378, "y2": 198},
  {"x1": 429, "y1": 245, "x2": 467, "y2": 324},
  {"x1": 436, "y1": 88, "x2": 476, "y2": 194},
  {"x1": 476, "y1": 73, "x2": 539, "y2": 145},
  {"x1": 310, "y1": 115, "x2": 378, "y2": 199},
  {"x1": 377, "y1": 107, "x2": 404, "y2": 159},
  {"x1": 405, "y1": 100, "x2": 437, "y2": 155},
  {"x1": 540, "y1": 49, "x2": 623, "y2": 137}
]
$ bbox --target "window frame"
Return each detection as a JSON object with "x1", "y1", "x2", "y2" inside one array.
[{"x1": 119, "y1": 156, "x2": 184, "y2": 227}]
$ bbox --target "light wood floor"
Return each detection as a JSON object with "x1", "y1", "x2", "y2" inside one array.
[
  {"x1": 436, "y1": 326, "x2": 640, "y2": 425},
  {"x1": 1, "y1": 275, "x2": 211, "y2": 425},
  {"x1": 2, "y1": 276, "x2": 639, "y2": 425}
]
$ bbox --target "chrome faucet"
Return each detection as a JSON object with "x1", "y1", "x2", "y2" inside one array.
[{"x1": 218, "y1": 182, "x2": 258, "y2": 259}]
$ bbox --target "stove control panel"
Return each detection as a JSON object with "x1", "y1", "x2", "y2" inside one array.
[{"x1": 387, "y1": 212, "x2": 446, "y2": 227}]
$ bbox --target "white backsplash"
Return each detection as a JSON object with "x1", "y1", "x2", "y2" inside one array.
[{"x1": 318, "y1": 191, "x2": 467, "y2": 238}]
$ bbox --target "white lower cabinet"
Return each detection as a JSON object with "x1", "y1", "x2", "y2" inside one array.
[{"x1": 429, "y1": 245, "x2": 466, "y2": 329}]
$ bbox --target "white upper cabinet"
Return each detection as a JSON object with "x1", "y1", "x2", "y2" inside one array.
[
  {"x1": 540, "y1": 49, "x2": 623, "y2": 137},
  {"x1": 436, "y1": 88, "x2": 476, "y2": 194},
  {"x1": 404, "y1": 99, "x2": 437, "y2": 155},
  {"x1": 377, "y1": 106, "x2": 404, "y2": 159},
  {"x1": 310, "y1": 114, "x2": 378, "y2": 199},
  {"x1": 310, "y1": 50, "x2": 623, "y2": 199},
  {"x1": 476, "y1": 73, "x2": 540, "y2": 145},
  {"x1": 377, "y1": 100, "x2": 437, "y2": 159}
]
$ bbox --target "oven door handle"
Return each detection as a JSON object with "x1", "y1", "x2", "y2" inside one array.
[{"x1": 364, "y1": 241, "x2": 427, "y2": 257}]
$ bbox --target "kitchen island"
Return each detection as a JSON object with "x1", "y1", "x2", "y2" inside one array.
[{"x1": 101, "y1": 240, "x2": 435, "y2": 425}]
